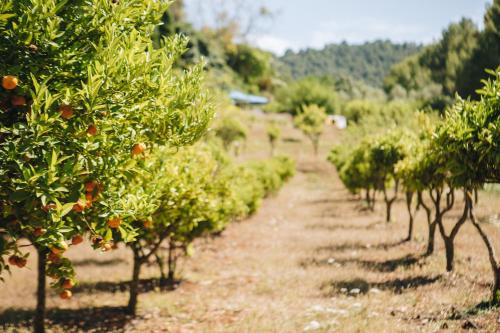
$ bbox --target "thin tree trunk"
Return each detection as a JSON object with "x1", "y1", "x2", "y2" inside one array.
[
  {"x1": 444, "y1": 237, "x2": 455, "y2": 272},
  {"x1": 34, "y1": 248, "x2": 47, "y2": 333},
  {"x1": 436, "y1": 188, "x2": 464, "y2": 273},
  {"x1": 270, "y1": 141, "x2": 275, "y2": 157},
  {"x1": 469, "y1": 196, "x2": 500, "y2": 304},
  {"x1": 313, "y1": 139, "x2": 319, "y2": 156},
  {"x1": 127, "y1": 248, "x2": 142, "y2": 315},
  {"x1": 404, "y1": 191, "x2": 415, "y2": 242},
  {"x1": 418, "y1": 191, "x2": 435, "y2": 256},
  {"x1": 382, "y1": 181, "x2": 398, "y2": 223},
  {"x1": 426, "y1": 222, "x2": 437, "y2": 256},
  {"x1": 156, "y1": 252, "x2": 167, "y2": 287},
  {"x1": 167, "y1": 241, "x2": 176, "y2": 283},
  {"x1": 370, "y1": 189, "x2": 377, "y2": 210},
  {"x1": 385, "y1": 199, "x2": 393, "y2": 223}
]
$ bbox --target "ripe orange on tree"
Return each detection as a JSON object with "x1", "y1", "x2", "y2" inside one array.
[
  {"x1": 50, "y1": 241, "x2": 68, "y2": 255},
  {"x1": 72, "y1": 199, "x2": 86, "y2": 213},
  {"x1": 86, "y1": 124, "x2": 98, "y2": 136},
  {"x1": 107, "y1": 217, "x2": 122, "y2": 229},
  {"x1": 8, "y1": 255, "x2": 18, "y2": 266},
  {"x1": 85, "y1": 180, "x2": 98, "y2": 193},
  {"x1": 47, "y1": 252, "x2": 61, "y2": 263},
  {"x1": 2, "y1": 75, "x2": 18, "y2": 90},
  {"x1": 132, "y1": 143, "x2": 146, "y2": 156},
  {"x1": 11, "y1": 95, "x2": 26, "y2": 106},
  {"x1": 85, "y1": 193, "x2": 93, "y2": 208},
  {"x1": 71, "y1": 235, "x2": 84, "y2": 245},
  {"x1": 8, "y1": 255, "x2": 27, "y2": 268},
  {"x1": 33, "y1": 227, "x2": 46, "y2": 237},
  {"x1": 16, "y1": 257, "x2": 27, "y2": 268},
  {"x1": 59, "y1": 290, "x2": 72, "y2": 300},
  {"x1": 62, "y1": 279, "x2": 74, "y2": 289},
  {"x1": 58, "y1": 104, "x2": 74, "y2": 119}
]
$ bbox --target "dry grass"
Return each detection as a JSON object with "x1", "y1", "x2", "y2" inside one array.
[{"x1": 0, "y1": 111, "x2": 499, "y2": 333}]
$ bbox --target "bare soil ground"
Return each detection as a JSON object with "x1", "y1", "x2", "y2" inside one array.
[{"x1": 1, "y1": 113, "x2": 499, "y2": 332}]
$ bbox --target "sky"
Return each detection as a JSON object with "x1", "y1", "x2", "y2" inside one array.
[{"x1": 184, "y1": 0, "x2": 491, "y2": 55}]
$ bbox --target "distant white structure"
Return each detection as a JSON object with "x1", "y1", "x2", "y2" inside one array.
[
  {"x1": 229, "y1": 90, "x2": 269, "y2": 106},
  {"x1": 327, "y1": 115, "x2": 347, "y2": 129}
]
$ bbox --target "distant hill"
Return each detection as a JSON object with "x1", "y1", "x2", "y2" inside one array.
[{"x1": 278, "y1": 40, "x2": 422, "y2": 87}]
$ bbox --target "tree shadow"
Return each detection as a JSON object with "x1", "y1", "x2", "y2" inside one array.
[
  {"x1": 462, "y1": 299, "x2": 500, "y2": 317},
  {"x1": 72, "y1": 258, "x2": 127, "y2": 267},
  {"x1": 72, "y1": 278, "x2": 181, "y2": 294},
  {"x1": 307, "y1": 197, "x2": 360, "y2": 205},
  {"x1": 0, "y1": 306, "x2": 132, "y2": 332},
  {"x1": 315, "y1": 239, "x2": 407, "y2": 253},
  {"x1": 321, "y1": 275, "x2": 442, "y2": 297},
  {"x1": 300, "y1": 253, "x2": 424, "y2": 273},
  {"x1": 306, "y1": 221, "x2": 381, "y2": 231},
  {"x1": 282, "y1": 137, "x2": 302, "y2": 143}
]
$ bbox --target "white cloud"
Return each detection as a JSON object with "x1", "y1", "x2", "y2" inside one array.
[
  {"x1": 310, "y1": 18, "x2": 436, "y2": 46},
  {"x1": 252, "y1": 18, "x2": 436, "y2": 56},
  {"x1": 252, "y1": 35, "x2": 299, "y2": 55}
]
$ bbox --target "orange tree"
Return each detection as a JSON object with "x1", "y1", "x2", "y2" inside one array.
[
  {"x1": 157, "y1": 154, "x2": 296, "y2": 287},
  {"x1": 395, "y1": 136, "x2": 456, "y2": 256},
  {"x1": 435, "y1": 69, "x2": 500, "y2": 304},
  {"x1": 294, "y1": 104, "x2": 327, "y2": 155},
  {"x1": 367, "y1": 130, "x2": 412, "y2": 223},
  {"x1": 122, "y1": 144, "x2": 234, "y2": 315},
  {"x1": 395, "y1": 114, "x2": 437, "y2": 243},
  {"x1": 329, "y1": 140, "x2": 377, "y2": 210},
  {"x1": 0, "y1": 1, "x2": 212, "y2": 332},
  {"x1": 120, "y1": 142, "x2": 295, "y2": 315}
]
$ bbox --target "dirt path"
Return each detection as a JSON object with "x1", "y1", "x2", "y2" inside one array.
[
  {"x1": 130, "y1": 155, "x2": 499, "y2": 333},
  {"x1": 1, "y1": 116, "x2": 498, "y2": 333}
]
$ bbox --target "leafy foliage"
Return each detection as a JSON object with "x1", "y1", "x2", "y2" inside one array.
[
  {"x1": 214, "y1": 114, "x2": 248, "y2": 151},
  {"x1": 293, "y1": 104, "x2": 327, "y2": 154},
  {"x1": 0, "y1": 0, "x2": 212, "y2": 287},
  {"x1": 268, "y1": 77, "x2": 338, "y2": 115}
]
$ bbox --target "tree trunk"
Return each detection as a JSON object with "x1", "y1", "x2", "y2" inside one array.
[
  {"x1": 435, "y1": 188, "x2": 466, "y2": 272},
  {"x1": 156, "y1": 252, "x2": 167, "y2": 287},
  {"x1": 167, "y1": 241, "x2": 176, "y2": 283},
  {"x1": 426, "y1": 222, "x2": 437, "y2": 256},
  {"x1": 418, "y1": 191, "x2": 435, "y2": 256},
  {"x1": 385, "y1": 199, "x2": 393, "y2": 223},
  {"x1": 405, "y1": 191, "x2": 414, "y2": 242},
  {"x1": 370, "y1": 189, "x2": 376, "y2": 210},
  {"x1": 494, "y1": 267, "x2": 500, "y2": 305},
  {"x1": 444, "y1": 238, "x2": 454, "y2": 272},
  {"x1": 365, "y1": 188, "x2": 370, "y2": 206},
  {"x1": 313, "y1": 139, "x2": 319, "y2": 156},
  {"x1": 34, "y1": 248, "x2": 47, "y2": 333},
  {"x1": 469, "y1": 197, "x2": 500, "y2": 304},
  {"x1": 270, "y1": 142, "x2": 275, "y2": 157},
  {"x1": 127, "y1": 249, "x2": 142, "y2": 315},
  {"x1": 382, "y1": 181, "x2": 398, "y2": 223}
]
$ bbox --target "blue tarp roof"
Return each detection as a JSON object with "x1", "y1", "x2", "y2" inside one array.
[{"x1": 229, "y1": 90, "x2": 269, "y2": 105}]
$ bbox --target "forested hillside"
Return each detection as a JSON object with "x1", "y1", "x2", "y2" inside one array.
[{"x1": 278, "y1": 41, "x2": 421, "y2": 87}]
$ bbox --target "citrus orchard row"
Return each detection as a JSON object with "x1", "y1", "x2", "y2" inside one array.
[{"x1": 329, "y1": 69, "x2": 500, "y2": 305}]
